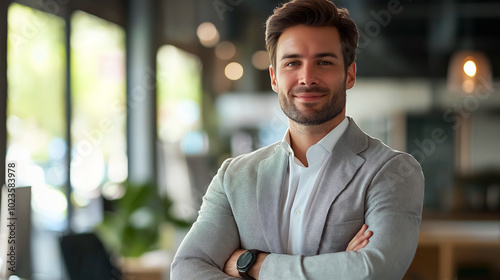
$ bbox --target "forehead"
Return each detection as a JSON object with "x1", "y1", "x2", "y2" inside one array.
[{"x1": 276, "y1": 25, "x2": 342, "y2": 58}]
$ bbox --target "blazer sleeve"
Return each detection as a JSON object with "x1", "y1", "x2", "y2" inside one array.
[
  {"x1": 259, "y1": 153, "x2": 425, "y2": 280},
  {"x1": 170, "y1": 159, "x2": 240, "y2": 280}
]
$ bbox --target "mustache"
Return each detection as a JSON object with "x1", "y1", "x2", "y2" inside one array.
[{"x1": 290, "y1": 85, "x2": 330, "y2": 95}]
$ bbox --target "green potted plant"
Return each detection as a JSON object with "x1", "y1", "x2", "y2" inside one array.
[{"x1": 96, "y1": 182, "x2": 192, "y2": 257}]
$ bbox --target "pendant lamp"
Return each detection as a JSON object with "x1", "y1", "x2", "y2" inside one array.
[{"x1": 447, "y1": 50, "x2": 492, "y2": 94}]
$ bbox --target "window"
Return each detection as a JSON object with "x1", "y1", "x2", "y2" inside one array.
[
  {"x1": 7, "y1": 3, "x2": 67, "y2": 278},
  {"x1": 157, "y1": 45, "x2": 204, "y2": 219},
  {"x1": 70, "y1": 10, "x2": 127, "y2": 231},
  {"x1": 7, "y1": 2, "x2": 67, "y2": 230}
]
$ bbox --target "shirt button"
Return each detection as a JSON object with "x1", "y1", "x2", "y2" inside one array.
[{"x1": 295, "y1": 209, "x2": 301, "y2": 215}]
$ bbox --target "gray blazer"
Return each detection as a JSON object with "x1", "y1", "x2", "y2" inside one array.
[{"x1": 171, "y1": 118, "x2": 424, "y2": 280}]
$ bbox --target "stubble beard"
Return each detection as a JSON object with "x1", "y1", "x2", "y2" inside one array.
[{"x1": 279, "y1": 81, "x2": 347, "y2": 126}]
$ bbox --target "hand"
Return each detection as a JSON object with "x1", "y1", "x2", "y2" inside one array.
[
  {"x1": 224, "y1": 249, "x2": 269, "y2": 279},
  {"x1": 224, "y1": 249, "x2": 246, "y2": 277},
  {"x1": 346, "y1": 224, "x2": 373, "y2": 251}
]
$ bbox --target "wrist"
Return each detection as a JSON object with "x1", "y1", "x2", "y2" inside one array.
[
  {"x1": 248, "y1": 252, "x2": 268, "y2": 280},
  {"x1": 237, "y1": 249, "x2": 269, "y2": 280}
]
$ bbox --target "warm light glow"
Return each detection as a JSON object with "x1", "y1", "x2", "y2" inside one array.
[
  {"x1": 196, "y1": 22, "x2": 220, "y2": 47},
  {"x1": 252, "y1": 50, "x2": 270, "y2": 70},
  {"x1": 225, "y1": 62, "x2": 244, "y2": 80},
  {"x1": 462, "y1": 79, "x2": 475, "y2": 94},
  {"x1": 215, "y1": 41, "x2": 236, "y2": 60},
  {"x1": 447, "y1": 50, "x2": 492, "y2": 94},
  {"x1": 463, "y1": 60, "x2": 477, "y2": 77}
]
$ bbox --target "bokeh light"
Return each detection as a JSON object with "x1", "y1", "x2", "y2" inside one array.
[
  {"x1": 225, "y1": 62, "x2": 244, "y2": 80},
  {"x1": 196, "y1": 22, "x2": 220, "y2": 47}
]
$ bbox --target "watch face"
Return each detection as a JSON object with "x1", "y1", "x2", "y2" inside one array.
[{"x1": 237, "y1": 251, "x2": 253, "y2": 269}]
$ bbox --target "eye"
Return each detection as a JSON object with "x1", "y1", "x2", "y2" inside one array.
[
  {"x1": 318, "y1": 60, "x2": 333, "y2": 66},
  {"x1": 285, "y1": 61, "x2": 300, "y2": 67}
]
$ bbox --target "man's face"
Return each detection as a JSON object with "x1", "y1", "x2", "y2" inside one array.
[{"x1": 269, "y1": 25, "x2": 356, "y2": 126}]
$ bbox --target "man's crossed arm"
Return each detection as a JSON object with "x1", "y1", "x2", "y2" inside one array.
[{"x1": 223, "y1": 224, "x2": 373, "y2": 279}]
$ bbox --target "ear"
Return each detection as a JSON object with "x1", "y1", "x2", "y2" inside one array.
[
  {"x1": 345, "y1": 63, "x2": 356, "y2": 90},
  {"x1": 269, "y1": 65, "x2": 278, "y2": 93}
]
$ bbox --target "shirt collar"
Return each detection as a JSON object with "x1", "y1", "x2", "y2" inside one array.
[
  {"x1": 281, "y1": 130, "x2": 294, "y2": 155},
  {"x1": 280, "y1": 117, "x2": 349, "y2": 156},
  {"x1": 317, "y1": 116, "x2": 349, "y2": 153}
]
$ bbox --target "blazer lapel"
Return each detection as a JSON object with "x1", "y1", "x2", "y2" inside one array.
[
  {"x1": 301, "y1": 119, "x2": 368, "y2": 255},
  {"x1": 256, "y1": 145, "x2": 288, "y2": 254}
]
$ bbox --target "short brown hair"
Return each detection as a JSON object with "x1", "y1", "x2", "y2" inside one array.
[{"x1": 265, "y1": 0, "x2": 359, "y2": 71}]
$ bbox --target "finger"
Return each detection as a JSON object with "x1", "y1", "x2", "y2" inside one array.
[
  {"x1": 353, "y1": 239, "x2": 369, "y2": 251},
  {"x1": 353, "y1": 230, "x2": 373, "y2": 251},
  {"x1": 347, "y1": 225, "x2": 373, "y2": 251},
  {"x1": 355, "y1": 230, "x2": 373, "y2": 246},
  {"x1": 347, "y1": 237, "x2": 361, "y2": 251},
  {"x1": 348, "y1": 224, "x2": 367, "y2": 245},
  {"x1": 355, "y1": 224, "x2": 368, "y2": 238},
  {"x1": 347, "y1": 224, "x2": 368, "y2": 251}
]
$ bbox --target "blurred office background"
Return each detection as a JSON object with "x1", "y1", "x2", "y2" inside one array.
[{"x1": 0, "y1": 0, "x2": 499, "y2": 279}]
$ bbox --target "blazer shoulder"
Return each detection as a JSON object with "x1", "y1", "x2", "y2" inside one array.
[
  {"x1": 221, "y1": 141, "x2": 284, "y2": 172},
  {"x1": 362, "y1": 135, "x2": 423, "y2": 176},
  {"x1": 342, "y1": 118, "x2": 420, "y2": 168},
  {"x1": 365, "y1": 135, "x2": 400, "y2": 158}
]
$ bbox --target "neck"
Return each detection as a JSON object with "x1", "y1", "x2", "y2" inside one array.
[{"x1": 288, "y1": 114, "x2": 345, "y2": 167}]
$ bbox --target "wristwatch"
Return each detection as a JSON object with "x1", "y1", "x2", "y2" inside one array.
[{"x1": 237, "y1": 249, "x2": 263, "y2": 280}]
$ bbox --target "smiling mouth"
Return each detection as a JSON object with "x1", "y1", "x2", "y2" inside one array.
[
  {"x1": 293, "y1": 93, "x2": 326, "y2": 102},
  {"x1": 290, "y1": 86, "x2": 329, "y2": 102}
]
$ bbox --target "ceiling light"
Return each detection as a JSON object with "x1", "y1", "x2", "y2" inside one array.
[
  {"x1": 447, "y1": 51, "x2": 492, "y2": 94},
  {"x1": 463, "y1": 60, "x2": 477, "y2": 77}
]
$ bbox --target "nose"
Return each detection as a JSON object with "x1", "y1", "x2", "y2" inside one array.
[{"x1": 298, "y1": 63, "x2": 318, "y2": 86}]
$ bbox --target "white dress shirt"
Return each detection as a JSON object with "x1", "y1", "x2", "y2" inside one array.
[{"x1": 279, "y1": 117, "x2": 349, "y2": 255}]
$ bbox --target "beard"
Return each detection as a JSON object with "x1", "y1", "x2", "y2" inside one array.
[{"x1": 279, "y1": 80, "x2": 346, "y2": 126}]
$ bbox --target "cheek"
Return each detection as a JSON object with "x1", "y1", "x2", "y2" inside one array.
[
  {"x1": 328, "y1": 75, "x2": 346, "y2": 88},
  {"x1": 276, "y1": 73, "x2": 296, "y2": 90}
]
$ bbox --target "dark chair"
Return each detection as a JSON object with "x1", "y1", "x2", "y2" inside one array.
[{"x1": 60, "y1": 232, "x2": 122, "y2": 280}]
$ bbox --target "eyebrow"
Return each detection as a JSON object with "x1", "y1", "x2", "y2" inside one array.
[{"x1": 280, "y1": 52, "x2": 340, "y2": 61}]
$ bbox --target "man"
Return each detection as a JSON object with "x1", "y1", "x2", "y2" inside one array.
[{"x1": 171, "y1": 0, "x2": 424, "y2": 279}]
